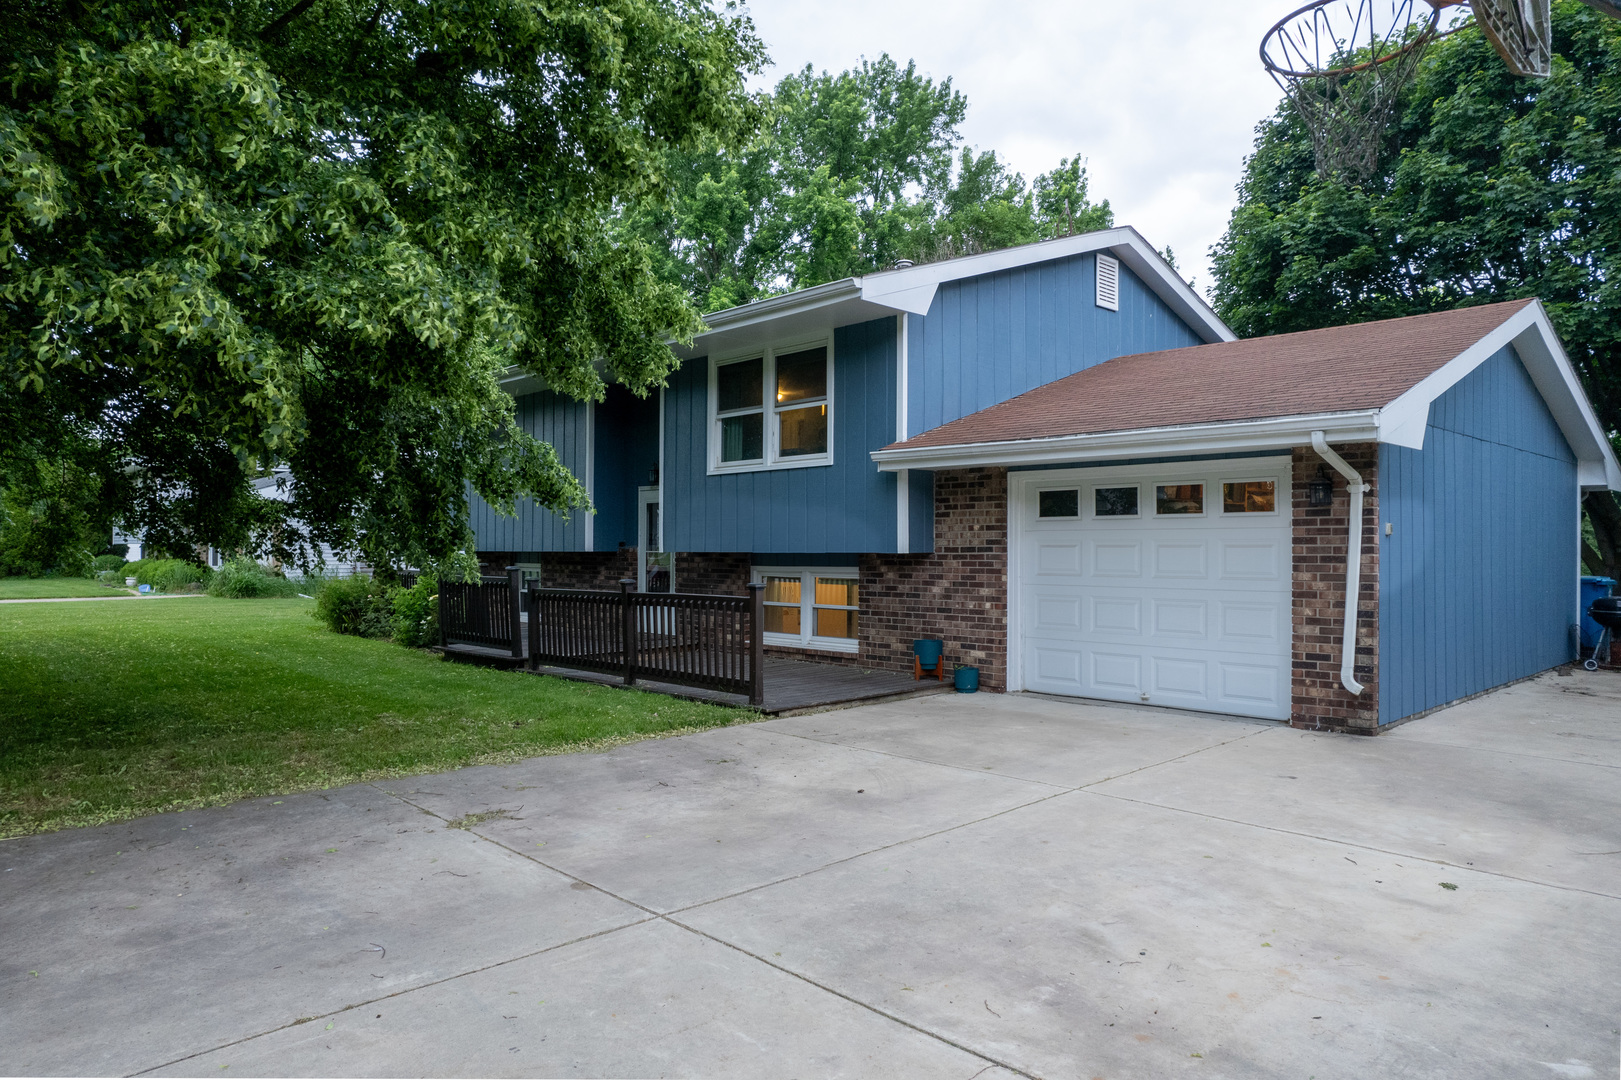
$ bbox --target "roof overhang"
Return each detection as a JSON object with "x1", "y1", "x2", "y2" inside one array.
[
  {"x1": 1379, "y1": 300, "x2": 1621, "y2": 491},
  {"x1": 870, "y1": 410, "x2": 1382, "y2": 472},
  {"x1": 872, "y1": 299, "x2": 1621, "y2": 492},
  {"x1": 670, "y1": 226, "x2": 1234, "y2": 362}
]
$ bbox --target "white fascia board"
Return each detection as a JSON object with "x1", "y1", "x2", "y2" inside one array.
[
  {"x1": 870, "y1": 411, "x2": 1380, "y2": 471},
  {"x1": 497, "y1": 367, "x2": 548, "y2": 397},
  {"x1": 694, "y1": 278, "x2": 862, "y2": 335},
  {"x1": 857, "y1": 226, "x2": 1236, "y2": 343},
  {"x1": 1379, "y1": 302, "x2": 1621, "y2": 490}
]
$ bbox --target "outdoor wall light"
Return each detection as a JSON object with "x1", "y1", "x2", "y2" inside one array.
[{"x1": 1307, "y1": 465, "x2": 1334, "y2": 507}]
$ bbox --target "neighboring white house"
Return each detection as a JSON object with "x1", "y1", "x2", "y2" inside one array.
[{"x1": 112, "y1": 472, "x2": 370, "y2": 578}]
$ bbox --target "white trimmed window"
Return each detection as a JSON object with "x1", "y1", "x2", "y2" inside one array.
[
  {"x1": 710, "y1": 341, "x2": 832, "y2": 473},
  {"x1": 752, "y1": 566, "x2": 859, "y2": 653}
]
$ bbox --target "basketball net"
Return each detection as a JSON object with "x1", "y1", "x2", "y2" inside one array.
[{"x1": 1260, "y1": 0, "x2": 1584, "y2": 183}]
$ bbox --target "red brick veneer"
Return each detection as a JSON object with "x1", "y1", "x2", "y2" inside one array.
[
  {"x1": 1291, "y1": 444, "x2": 1380, "y2": 732},
  {"x1": 540, "y1": 550, "x2": 636, "y2": 590},
  {"x1": 860, "y1": 467, "x2": 1009, "y2": 690},
  {"x1": 673, "y1": 552, "x2": 750, "y2": 596}
]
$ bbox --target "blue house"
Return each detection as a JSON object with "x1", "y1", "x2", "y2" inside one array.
[{"x1": 473, "y1": 228, "x2": 1620, "y2": 732}]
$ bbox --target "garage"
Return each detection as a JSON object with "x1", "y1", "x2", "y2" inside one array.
[{"x1": 1010, "y1": 459, "x2": 1294, "y2": 720}]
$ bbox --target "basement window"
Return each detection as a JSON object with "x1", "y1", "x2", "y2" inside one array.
[{"x1": 753, "y1": 567, "x2": 859, "y2": 653}]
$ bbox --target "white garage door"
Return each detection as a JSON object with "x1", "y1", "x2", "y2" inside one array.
[{"x1": 1013, "y1": 459, "x2": 1293, "y2": 720}]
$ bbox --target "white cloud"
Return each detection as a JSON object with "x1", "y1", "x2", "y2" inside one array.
[{"x1": 738, "y1": 0, "x2": 1289, "y2": 293}]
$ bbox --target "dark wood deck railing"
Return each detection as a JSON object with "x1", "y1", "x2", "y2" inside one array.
[
  {"x1": 528, "y1": 579, "x2": 765, "y2": 706},
  {"x1": 439, "y1": 568, "x2": 524, "y2": 658}
]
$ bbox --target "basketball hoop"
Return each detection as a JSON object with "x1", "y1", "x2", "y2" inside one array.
[{"x1": 1260, "y1": 0, "x2": 1451, "y2": 183}]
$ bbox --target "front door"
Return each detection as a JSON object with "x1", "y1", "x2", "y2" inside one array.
[{"x1": 638, "y1": 487, "x2": 671, "y2": 593}]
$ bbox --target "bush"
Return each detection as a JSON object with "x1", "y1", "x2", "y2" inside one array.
[
  {"x1": 91, "y1": 554, "x2": 126, "y2": 573},
  {"x1": 94, "y1": 569, "x2": 127, "y2": 586},
  {"x1": 391, "y1": 574, "x2": 440, "y2": 647},
  {"x1": 206, "y1": 557, "x2": 302, "y2": 599},
  {"x1": 126, "y1": 558, "x2": 211, "y2": 593},
  {"x1": 313, "y1": 575, "x2": 395, "y2": 638}
]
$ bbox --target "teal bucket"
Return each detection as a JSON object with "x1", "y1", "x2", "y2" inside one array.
[{"x1": 953, "y1": 665, "x2": 979, "y2": 693}]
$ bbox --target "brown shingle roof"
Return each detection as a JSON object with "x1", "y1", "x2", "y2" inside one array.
[{"x1": 888, "y1": 300, "x2": 1533, "y2": 450}]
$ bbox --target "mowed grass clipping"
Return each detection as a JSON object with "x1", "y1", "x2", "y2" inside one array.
[
  {"x1": 0, "y1": 576, "x2": 135, "y2": 599},
  {"x1": 0, "y1": 597, "x2": 757, "y2": 837}
]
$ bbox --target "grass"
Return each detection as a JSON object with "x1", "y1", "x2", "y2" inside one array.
[
  {"x1": 0, "y1": 597, "x2": 757, "y2": 838},
  {"x1": 0, "y1": 576, "x2": 135, "y2": 600}
]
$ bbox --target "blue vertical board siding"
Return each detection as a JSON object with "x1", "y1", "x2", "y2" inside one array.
[
  {"x1": 1378, "y1": 344, "x2": 1579, "y2": 724},
  {"x1": 906, "y1": 253, "x2": 1204, "y2": 435},
  {"x1": 469, "y1": 390, "x2": 591, "y2": 552},
  {"x1": 908, "y1": 469, "x2": 935, "y2": 554},
  {"x1": 591, "y1": 386, "x2": 659, "y2": 551},
  {"x1": 665, "y1": 316, "x2": 900, "y2": 553}
]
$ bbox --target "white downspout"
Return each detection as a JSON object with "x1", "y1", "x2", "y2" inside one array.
[{"x1": 1311, "y1": 432, "x2": 1366, "y2": 696}]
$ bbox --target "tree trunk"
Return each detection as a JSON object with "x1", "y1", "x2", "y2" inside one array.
[{"x1": 1583, "y1": 490, "x2": 1621, "y2": 582}]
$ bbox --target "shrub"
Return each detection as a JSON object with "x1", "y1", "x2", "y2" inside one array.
[
  {"x1": 314, "y1": 575, "x2": 395, "y2": 638},
  {"x1": 391, "y1": 574, "x2": 440, "y2": 647},
  {"x1": 207, "y1": 557, "x2": 302, "y2": 599},
  {"x1": 128, "y1": 558, "x2": 211, "y2": 593},
  {"x1": 91, "y1": 554, "x2": 127, "y2": 573}
]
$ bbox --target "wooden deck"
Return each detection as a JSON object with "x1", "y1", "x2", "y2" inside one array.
[{"x1": 438, "y1": 642, "x2": 951, "y2": 714}]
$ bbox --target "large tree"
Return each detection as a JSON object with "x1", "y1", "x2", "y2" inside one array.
[
  {"x1": 1, "y1": 0, "x2": 764, "y2": 570},
  {"x1": 622, "y1": 54, "x2": 1115, "y2": 312},
  {"x1": 1210, "y1": 1, "x2": 1621, "y2": 577}
]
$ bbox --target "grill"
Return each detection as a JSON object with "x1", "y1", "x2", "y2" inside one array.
[{"x1": 1584, "y1": 595, "x2": 1621, "y2": 671}]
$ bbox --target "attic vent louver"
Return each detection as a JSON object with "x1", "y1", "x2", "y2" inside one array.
[{"x1": 1095, "y1": 253, "x2": 1120, "y2": 311}]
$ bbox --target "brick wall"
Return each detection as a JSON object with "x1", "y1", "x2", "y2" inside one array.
[
  {"x1": 1292, "y1": 444, "x2": 1381, "y2": 732},
  {"x1": 541, "y1": 550, "x2": 636, "y2": 590},
  {"x1": 674, "y1": 552, "x2": 750, "y2": 596},
  {"x1": 861, "y1": 467, "x2": 1009, "y2": 689}
]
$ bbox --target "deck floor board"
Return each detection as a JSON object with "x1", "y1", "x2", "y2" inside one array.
[{"x1": 439, "y1": 644, "x2": 951, "y2": 714}]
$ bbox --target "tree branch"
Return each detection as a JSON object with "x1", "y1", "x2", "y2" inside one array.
[{"x1": 257, "y1": 0, "x2": 318, "y2": 42}]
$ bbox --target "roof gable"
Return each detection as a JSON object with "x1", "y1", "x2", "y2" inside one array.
[
  {"x1": 871, "y1": 299, "x2": 1621, "y2": 492},
  {"x1": 670, "y1": 227, "x2": 1233, "y2": 362}
]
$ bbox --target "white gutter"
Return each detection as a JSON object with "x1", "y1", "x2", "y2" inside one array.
[
  {"x1": 1312, "y1": 431, "x2": 1367, "y2": 697},
  {"x1": 871, "y1": 411, "x2": 1382, "y2": 471}
]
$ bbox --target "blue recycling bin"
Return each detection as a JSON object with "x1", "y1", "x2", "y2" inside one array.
[{"x1": 1581, "y1": 576, "x2": 1615, "y2": 651}]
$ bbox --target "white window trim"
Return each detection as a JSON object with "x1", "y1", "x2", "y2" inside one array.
[
  {"x1": 708, "y1": 337, "x2": 835, "y2": 475},
  {"x1": 751, "y1": 565, "x2": 860, "y2": 654}
]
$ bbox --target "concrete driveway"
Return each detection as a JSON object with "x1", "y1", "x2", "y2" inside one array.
[{"x1": 4, "y1": 670, "x2": 1619, "y2": 1079}]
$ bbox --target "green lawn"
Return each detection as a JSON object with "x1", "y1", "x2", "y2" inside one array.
[
  {"x1": 0, "y1": 576, "x2": 135, "y2": 599},
  {"x1": 0, "y1": 597, "x2": 755, "y2": 837}
]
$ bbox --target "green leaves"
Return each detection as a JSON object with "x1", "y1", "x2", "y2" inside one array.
[
  {"x1": 0, "y1": 0, "x2": 764, "y2": 569},
  {"x1": 1212, "y1": 1, "x2": 1621, "y2": 439},
  {"x1": 621, "y1": 52, "x2": 1117, "y2": 310},
  {"x1": 1213, "y1": 2, "x2": 1621, "y2": 573}
]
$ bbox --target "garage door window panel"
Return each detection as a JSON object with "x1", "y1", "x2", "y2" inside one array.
[
  {"x1": 1038, "y1": 489, "x2": 1080, "y2": 518},
  {"x1": 1155, "y1": 484, "x2": 1205, "y2": 516},
  {"x1": 1222, "y1": 480, "x2": 1277, "y2": 514},
  {"x1": 1094, "y1": 486, "x2": 1140, "y2": 517}
]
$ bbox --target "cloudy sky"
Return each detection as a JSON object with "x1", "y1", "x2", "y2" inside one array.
[{"x1": 739, "y1": 0, "x2": 1293, "y2": 295}]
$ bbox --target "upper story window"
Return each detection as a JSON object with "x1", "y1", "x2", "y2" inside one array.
[{"x1": 711, "y1": 342, "x2": 832, "y2": 473}]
